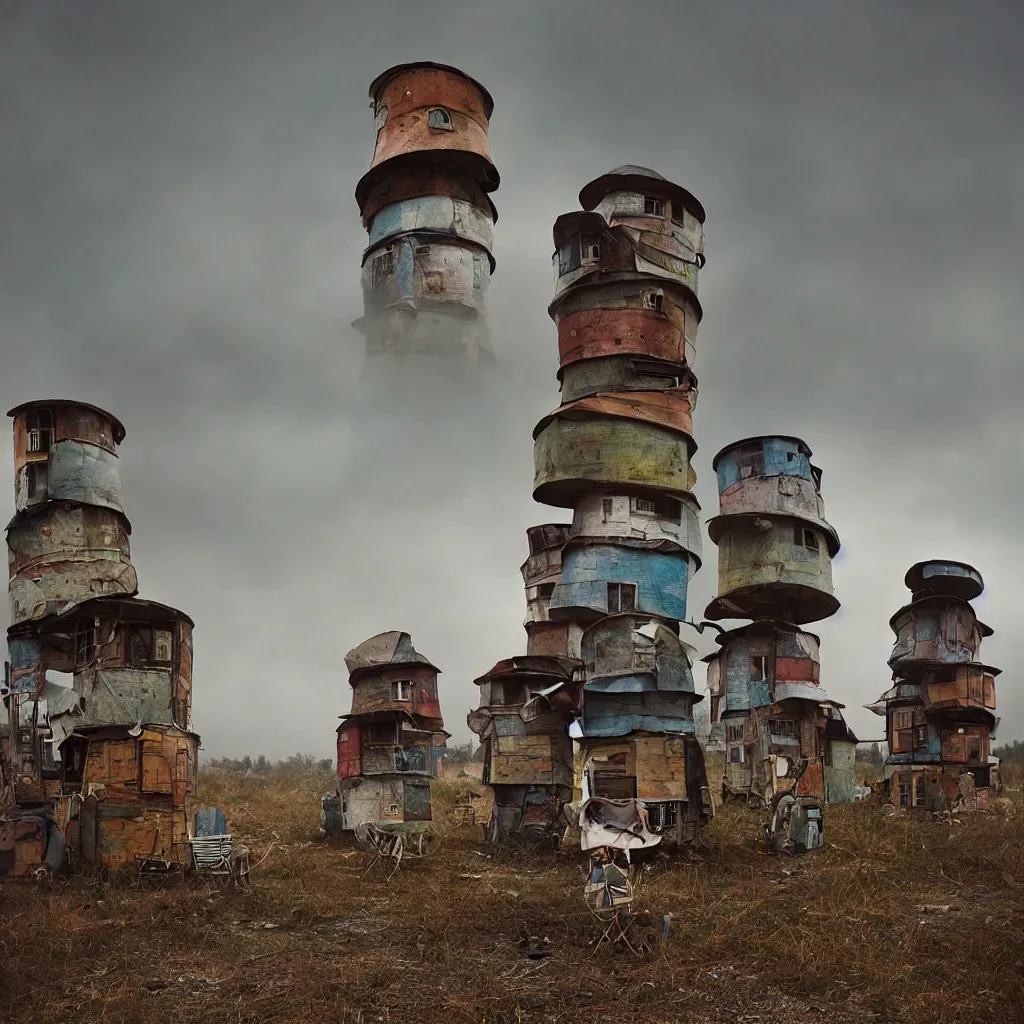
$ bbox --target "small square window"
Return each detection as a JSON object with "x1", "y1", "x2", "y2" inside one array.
[
  {"x1": 644, "y1": 197, "x2": 664, "y2": 217},
  {"x1": 581, "y1": 235, "x2": 600, "y2": 261},
  {"x1": 642, "y1": 291, "x2": 664, "y2": 312},
  {"x1": 372, "y1": 248, "x2": 394, "y2": 286},
  {"x1": 772, "y1": 719, "x2": 796, "y2": 737},
  {"x1": 749, "y1": 655, "x2": 769, "y2": 682},
  {"x1": 794, "y1": 527, "x2": 819, "y2": 551},
  {"x1": 392, "y1": 680, "x2": 413, "y2": 702},
  {"x1": 607, "y1": 582, "x2": 636, "y2": 614},
  {"x1": 415, "y1": 245, "x2": 431, "y2": 257},
  {"x1": 634, "y1": 498, "x2": 657, "y2": 515},
  {"x1": 428, "y1": 107, "x2": 454, "y2": 131},
  {"x1": 729, "y1": 745, "x2": 743, "y2": 763},
  {"x1": 26, "y1": 408, "x2": 54, "y2": 454}
]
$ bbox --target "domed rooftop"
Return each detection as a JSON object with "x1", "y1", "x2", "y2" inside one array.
[{"x1": 579, "y1": 166, "x2": 705, "y2": 222}]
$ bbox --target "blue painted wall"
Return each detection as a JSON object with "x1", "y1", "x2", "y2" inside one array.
[
  {"x1": 581, "y1": 691, "x2": 695, "y2": 737},
  {"x1": 550, "y1": 545, "x2": 689, "y2": 620},
  {"x1": 717, "y1": 437, "x2": 812, "y2": 493}
]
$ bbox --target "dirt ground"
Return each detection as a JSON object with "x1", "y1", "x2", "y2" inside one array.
[{"x1": 1, "y1": 767, "x2": 1022, "y2": 1024}]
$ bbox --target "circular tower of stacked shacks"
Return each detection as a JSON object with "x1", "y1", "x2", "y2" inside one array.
[
  {"x1": 353, "y1": 63, "x2": 499, "y2": 380},
  {"x1": 866, "y1": 561, "x2": 1000, "y2": 810},
  {"x1": 702, "y1": 436, "x2": 856, "y2": 851},
  {"x1": 525, "y1": 166, "x2": 713, "y2": 850},
  {"x1": 324, "y1": 632, "x2": 448, "y2": 845},
  {"x1": 2, "y1": 401, "x2": 198, "y2": 875}
]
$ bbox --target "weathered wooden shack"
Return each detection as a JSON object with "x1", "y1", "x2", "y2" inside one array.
[
  {"x1": 2, "y1": 401, "x2": 202, "y2": 875},
  {"x1": 703, "y1": 620, "x2": 857, "y2": 805},
  {"x1": 520, "y1": 167, "x2": 713, "y2": 850},
  {"x1": 467, "y1": 655, "x2": 581, "y2": 843},
  {"x1": 867, "y1": 560, "x2": 1001, "y2": 810},
  {"x1": 703, "y1": 436, "x2": 844, "y2": 839},
  {"x1": 325, "y1": 632, "x2": 447, "y2": 836},
  {"x1": 4, "y1": 401, "x2": 138, "y2": 806},
  {"x1": 353, "y1": 63, "x2": 499, "y2": 375}
]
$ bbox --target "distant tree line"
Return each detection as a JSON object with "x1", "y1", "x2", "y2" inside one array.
[
  {"x1": 993, "y1": 740, "x2": 1024, "y2": 764},
  {"x1": 858, "y1": 742, "x2": 885, "y2": 766},
  {"x1": 204, "y1": 753, "x2": 333, "y2": 774},
  {"x1": 443, "y1": 742, "x2": 477, "y2": 766}
]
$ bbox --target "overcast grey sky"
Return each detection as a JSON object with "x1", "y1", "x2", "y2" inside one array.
[{"x1": 1, "y1": 0, "x2": 1021, "y2": 758}]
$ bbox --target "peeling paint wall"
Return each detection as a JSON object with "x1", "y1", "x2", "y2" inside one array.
[
  {"x1": 869, "y1": 560, "x2": 1000, "y2": 809},
  {"x1": 354, "y1": 63, "x2": 498, "y2": 376}
]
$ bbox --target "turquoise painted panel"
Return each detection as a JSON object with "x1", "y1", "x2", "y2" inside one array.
[
  {"x1": 550, "y1": 545, "x2": 689, "y2": 620},
  {"x1": 580, "y1": 691, "x2": 695, "y2": 737}
]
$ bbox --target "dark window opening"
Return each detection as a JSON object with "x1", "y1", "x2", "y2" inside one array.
[
  {"x1": 592, "y1": 771, "x2": 637, "y2": 800},
  {"x1": 726, "y1": 722, "x2": 744, "y2": 743},
  {"x1": 427, "y1": 107, "x2": 453, "y2": 130},
  {"x1": 40, "y1": 738, "x2": 61, "y2": 778},
  {"x1": 749, "y1": 655, "x2": 769, "y2": 682},
  {"x1": 537, "y1": 583, "x2": 555, "y2": 601},
  {"x1": 75, "y1": 622, "x2": 99, "y2": 668},
  {"x1": 913, "y1": 776, "x2": 926, "y2": 807},
  {"x1": 365, "y1": 722, "x2": 399, "y2": 746},
  {"x1": 26, "y1": 408, "x2": 54, "y2": 454},
  {"x1": 646, "y1": 802, "x2": 677, "y2": 829},
  {"x1": 372, "y1": 248, "x2": 395, "y2": 286},
  {"x1": 644, "y1": 197, "x2": 664, "y2": 217},
  {"x1": 415, "y1": 245, "x2": 432, "y2": 257},
  {"x1": 772, "y1": 719, "x2": 797, "y2": 737},
  {"x1": 931, "y1": 666, "x2": 956, "y2": 684},
  {"x1": 391, "y1": 680, "x2": 413, "y2": 702},
  {"x1": 898, "y1": 779, "x2": 911, "y2": 807},
  {"x1": 642, "y1": 291, "x2": 664, "y2": 312},
  {"x1": 127, "y1": 627, "x2": 153, "y2": 667},
  {"x1": 631, "y1": 495, "x2": 682, "y2": 522},
  {"x1": 670, "y1": 203, "x2": 687, "y2": 226},
  {"x1": 601, "y1": 497, "x2": 614, "y2": 521},
  {"x1": 607, "y1": 582, "x2": 636, "y2": 614},
  {"x1": 966, "y1": 735, "x2": 982, "y2": 761},
  {"x1": 729, "y1": 745, "x2": 743, "y2": 763},
  {"x1": 27, "y1": 463, "x2": 48, "y2": 502},
  {"x1": 794, "y1": 526, "x2": 819, "y2": 551},
  {"x1": 63, "y1": 736, "x2": 88, "y2": 784},
  {"x1": 580, "y1": 234, "x2": 600, "y2": 261}
]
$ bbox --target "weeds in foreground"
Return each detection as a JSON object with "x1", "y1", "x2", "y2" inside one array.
[{"x1": 0, "y1": 770, "x2": 1021, "y2": 1024}]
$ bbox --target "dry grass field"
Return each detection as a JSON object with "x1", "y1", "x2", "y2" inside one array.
[{"x1": 2, "y1": 762, "x2": 1022, "y2": 1024}]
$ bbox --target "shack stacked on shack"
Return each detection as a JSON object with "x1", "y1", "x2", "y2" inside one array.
[
  {"x1": 324, "y1": 632, "x2": 448, "y2": 839},
  {"x1": 353, "y1": 62, "x2": 500, "y2": 379},
  {"x1": 1, "y1": 400, "x2": 198, "y2": 875},
  {"x1": 524, "y1": 166, "x2": 714, "y2": 847},
  {"x1": 866, "y1": 560, "x2": 1001, "y2": 810},
  {"x1": 701, "y1": 437, "x2": 856, "y2": 836}
]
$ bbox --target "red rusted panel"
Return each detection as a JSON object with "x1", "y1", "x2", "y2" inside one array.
[
  {"x1": 557, "y1": 307, "x2": 687, "y2": 369},
  {"x1": 337, "y1": 724, "x2": 361, "y2": 780},
  {"x1": 368, "y1": 66, "x2": 493, "y2": 171},
  {"x1": 795, "y1": 759, "x2": 825, "y2": 799},
  {"x1": 775, "y1": 657, "x2": 817, "y2": 682}
]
